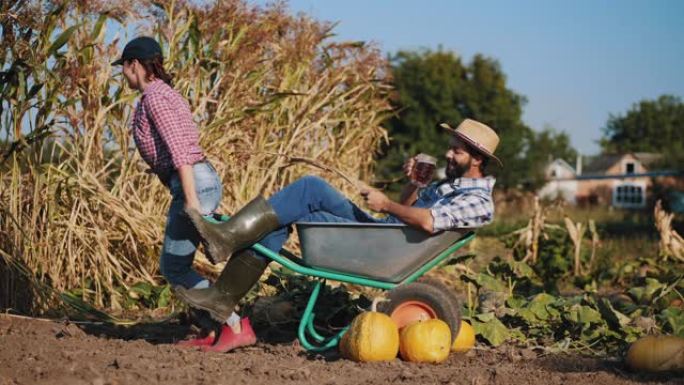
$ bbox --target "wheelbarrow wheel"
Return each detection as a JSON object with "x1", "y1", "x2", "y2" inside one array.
[
  {"x1": 416, "y1": 276, "x2": 464, "y2": 306},
  {"x1": 379, "y1": 279, "x2": 461, "y2": 343}
]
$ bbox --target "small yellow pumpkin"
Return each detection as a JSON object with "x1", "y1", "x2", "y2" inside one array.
[
  {"x1": 626, "y1": 335, "x2": 684, "y2": 372},
  {"x1": 399, "y1": 319, "x2": 451, "y2": 363},
  {"x1": 339, "y1": 298, "x2": 399, "y2": 362},
  {"x1": 451, "y1": 321, "x2": 476, "y2": 353}
]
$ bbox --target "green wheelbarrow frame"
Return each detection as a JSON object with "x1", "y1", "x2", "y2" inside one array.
[{"x1": 208, "y1": 214, "x2": 475, "y2": 352}]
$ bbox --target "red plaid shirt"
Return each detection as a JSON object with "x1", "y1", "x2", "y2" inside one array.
[{"x1": 131, "y1": 79, "x2": 205, "y2": 179}]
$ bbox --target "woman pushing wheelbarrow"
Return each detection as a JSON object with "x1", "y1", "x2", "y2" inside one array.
[
  {"x1": 112, "y1": 37, "x2": 226, "y2": 335},
  {"x1": 111, "y1": 35, "x2": 499, "y2": 353},
  {"x1": 177, "y1": 118, "x2": 502, "y2": 352}
]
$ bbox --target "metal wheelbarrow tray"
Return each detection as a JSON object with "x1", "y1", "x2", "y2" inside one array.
[{"x1": 296, "y1": 222, "x2": 467, "y2": 283}]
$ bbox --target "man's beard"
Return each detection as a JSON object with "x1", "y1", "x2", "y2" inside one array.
[{"x1": 446, "y1": 158, "x2": 471, "y2": 179}]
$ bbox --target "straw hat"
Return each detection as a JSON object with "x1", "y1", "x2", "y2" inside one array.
[{"x1": 440, "y1": 119, "x2": 503, "y2": 166}]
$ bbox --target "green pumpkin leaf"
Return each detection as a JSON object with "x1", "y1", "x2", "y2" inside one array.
[
  {"x1": 516, "y1": 308, "x2": 539, "y2": 324},
  {"x1": 505, "y1": 295, "x2": 527, "y2": 310},
  {"x1": 628, "y1": 278, "x2": 665, "y2": 303},
  {"x1": 508, "y1": 327, "x2": 528, "y2": 342},
  {"x1": 659, "y1": 307, "x2": 684, "y2": 336},
  {"x1": 509, "y1": 260, "x2": 537, "y2": 279},
  {"x1": 475, "y1": 273, "x2": 508, "y2": 292},
  {"x1": 475, "y1": 312, "x2": 496, "y2": 322},
  {"x1": 527, "y1": 293, "x2": 558, "y2": 321},
  {"x1": 156, "y1": 284, "x2": 172, "y2": 308},
  {"x1": 128, "y1": 282, "x2": 153, "y2": 299},
  {"x1": 566, "y1": 304, "x2": 602, "y2": 324},
  {"x1": 472, "y1": 316, "x2": 510, "y2": 346},
  {"x1": 596, "y1": 297, "x2": 630, "y2": 330}
]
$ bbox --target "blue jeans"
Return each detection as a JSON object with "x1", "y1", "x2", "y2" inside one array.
[
  {"x1": 256, "y1": 176, "x2": 385, "y2": 260},
  {"x1": 159, "y1": 162, "x2": 222, "y2": 288}
]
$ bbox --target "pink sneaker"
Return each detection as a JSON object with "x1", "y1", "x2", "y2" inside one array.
[
  {"x1": 176, "y1": 332, "x2": 216, "y2": 348},
  {"x1": 202, "y1": 317, "x2": 257, "y2": 353}
]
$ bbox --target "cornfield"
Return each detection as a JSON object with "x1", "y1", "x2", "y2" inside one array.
[{"x1": 0, "y1": 0, "x2": 391, "y2": 313}]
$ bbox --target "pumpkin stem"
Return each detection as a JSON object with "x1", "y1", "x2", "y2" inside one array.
[{"x1": 371, "y1": 296, "x2": 388, "y2": 312}]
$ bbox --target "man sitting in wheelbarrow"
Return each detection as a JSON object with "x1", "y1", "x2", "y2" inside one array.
[{"x1": 176, "y1": 118, "x2": 501, "y2": 352}]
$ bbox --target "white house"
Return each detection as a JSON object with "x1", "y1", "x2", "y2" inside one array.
[{"x1": 538, "y1": 158, "x2": 578, "y2": 204}]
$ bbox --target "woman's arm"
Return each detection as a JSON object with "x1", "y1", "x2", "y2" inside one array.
[{"x1": 178, "y1": 164, "x2": 201, "y2": 212}]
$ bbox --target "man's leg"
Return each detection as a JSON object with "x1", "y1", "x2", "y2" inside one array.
[
  {"x1": 246, "y1": 174, "x2": 380, "y2": 262},
  {"x1": 185, "y1": 175, "x2": 374, "y2": 264},
  {"x1": 185, "y1": 196, "x2": 280, "y2": 263},
  {"x1": 268, "y1": 175, "x2": 376, "y2": 225},
  {"x1": 257, "y1": 210, "x2": 359, "y2": 259},
  {"x1": 184, "y1": 175, "x2": 374, "y2": 278}
]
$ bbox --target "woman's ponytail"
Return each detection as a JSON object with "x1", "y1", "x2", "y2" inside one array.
[{"x1": 140, "y1": 55, "x2": 174, "y2": 86}]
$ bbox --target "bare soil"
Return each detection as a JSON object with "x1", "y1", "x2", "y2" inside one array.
[{"x1": 0, "y1": 314, "x2": 681, "y2": 385}]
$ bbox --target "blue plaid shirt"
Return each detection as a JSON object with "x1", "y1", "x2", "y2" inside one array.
[{"x1": 384, "y1": 176, "x2": 495, "y2": 232}]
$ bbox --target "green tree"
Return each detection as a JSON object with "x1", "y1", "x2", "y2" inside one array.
[
  {"x1": 376, "y1": 49, "x2": 533, "y2": 190},
  {"x1": 600, "y1": 95, "x2": 684, "y2": 168},
  {"x1": 524, "y1": 127, "x2": 578, "y2": 188}
]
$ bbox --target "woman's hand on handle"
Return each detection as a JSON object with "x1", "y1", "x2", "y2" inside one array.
[{"x1": 178, "y1": 164, "x2": 202, "y2": 213}]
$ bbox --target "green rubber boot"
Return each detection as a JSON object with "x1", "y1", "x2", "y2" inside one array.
[
  {"x1": 186, "y1": 195, "x2": 279, "y2": 264},
  {"x1": 174, "y1": 249, "x2": 269, "y2": 322}
]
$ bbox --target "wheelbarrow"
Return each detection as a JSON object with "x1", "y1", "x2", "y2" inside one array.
[{"x1": 207, "y1": 216, "x2": 475, "y2": 352}]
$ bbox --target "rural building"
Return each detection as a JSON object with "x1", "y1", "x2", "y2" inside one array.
[
  {"x1": 539, "y1": 153, "x2": 684, "y2": 209},
  {"x1": 538, "y1": 158, "x2": 578, "y2": 204}
]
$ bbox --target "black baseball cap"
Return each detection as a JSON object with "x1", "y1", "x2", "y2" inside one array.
[{"x1": 112, "y1": 36, "x2": 162, "y2": 66}]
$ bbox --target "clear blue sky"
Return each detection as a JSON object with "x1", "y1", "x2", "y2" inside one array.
[{"x1": 253, "y1": 0, "x2": 684, "y2": 155}]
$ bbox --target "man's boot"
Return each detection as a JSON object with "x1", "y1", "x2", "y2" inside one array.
[
  {"x1": 174, "y1": 249, "x2": 269, "y2": 322},
  {"x1": 186, "y1": 195, "x2": 280, "y2": 263}
]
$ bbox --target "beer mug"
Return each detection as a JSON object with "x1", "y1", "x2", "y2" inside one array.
[{"x1": 412, "y1": 153, "x2": 437, "y2": 187}]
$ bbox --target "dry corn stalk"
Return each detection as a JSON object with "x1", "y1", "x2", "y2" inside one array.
[
  {"x1": 512, "y1": 196, "x2": 546, "y2": 263},
  {"x1": 655, "y1": 200, "x2": 684, "y2": 262},
  {"x1": 588, "y1": 219, "x2": 600, "y2": 271},
  {"x1": 0, "y1": 0, "x2": 391, "y2": 312},
  {"x1": 564, "y1": 216, "x2": 586, "y2": 276}
]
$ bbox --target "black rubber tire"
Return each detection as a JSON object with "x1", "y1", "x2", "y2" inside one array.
[
  {"x1": 379, "y1": 279, "x2": 462, "y2": 343},
  {"x1": 416, "y1": 276, "x2": 463, "y2": 307}
]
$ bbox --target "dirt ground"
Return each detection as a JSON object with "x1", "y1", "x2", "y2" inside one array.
[{"x1": 0, "y1": 314, "x2": 681, "y2": 385}]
